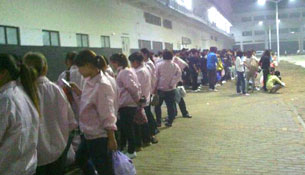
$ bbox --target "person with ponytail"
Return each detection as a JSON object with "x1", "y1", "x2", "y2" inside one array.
[
  {"x1": 110, "y1": 53, "x2": 141, "y2": 159},
  {"x1": 23, "y1": 52, "x2": 77, "y2": 175},
  {"x1": 72, "y1": 49, "x2": 117, "y2": 175},
  {"x1": 0, "y1": 54, "x2": 40, "y2": 175}
]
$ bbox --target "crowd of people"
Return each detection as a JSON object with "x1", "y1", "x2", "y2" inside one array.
[{"x1": 0, "y1": 46, "x2": 285, "y2": 175}]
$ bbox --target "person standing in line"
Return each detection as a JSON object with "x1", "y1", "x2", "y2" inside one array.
[
  {"x1": 200, "y1": 50, "x2": 209, "y2": 86},
  {"x1": 244, "y1": 51, "x2": 259, "y2": 93},
  {"x1": 154, "y1": 50, "x2": 182, "y2": 127},
  {"x1": 72, "y1": 50, "x2": 118, "y2": 175},
  {"x1": 188, "y1": 49, "x2": 200, "y2": 92},
  {"x1": 23, "y1": 52, "x2": 78, "y2": 175},
  {"x1": 0, "y1": 54, "x2": 40, "y2": 175},
  {"x1": 110, "y1": 53, "x2": 142, "y2": 159},
  {"x1": 235, "y1": 51, "x2": 249, "y2": 96},
  {"x1": 207, "y1": 47, "x2": 218, "y2": 91},
  {"x1": 259, "y1": 50, "x2": 271, "y2": 92}
]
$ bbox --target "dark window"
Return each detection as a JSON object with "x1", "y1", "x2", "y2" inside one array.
[
  {"x1": 182, "y1": 37, "x2": 192, "y2": 45},
  {"x1": 153, "y1": 41, "x2": 163, "y2": 51},
  {"x1": 76, "y1": 33, "x2": 89, "y2": 47},
  {"x1": 101, "y1": 35, "x2": 110, "y2": 48},
  {"x1": 138, "y1": 40, "x2": 151, "y2": 49},
  {"x1": 279, "y1": 13, "x2": 288, "y2": 19},
  {"x1": 210, "y1": 36, "x2": 214, "y2": 40},
  {"x1": 144, "y1": 12, "x2": 161, "y2": 26},
  {"x1": 164, "y1": 42, "x2": 173, "y2": 50},
  {"x1": 254, "y1": 30, "x2": 265, "y2": 36},
  {"x1": 163, "y1": 19, "x2": 172, "y2": 29},
  {"x1": 253, "y1": 15, "x2": 265, "y2": 21},
  {"x1": 243, "y1": 41, "x2": 252, "y2": 43},
  {"x1": 0, "y1": 25, "x2": 19, "y2": 45},
  {"x1": 290, "y1": 12, "x2": 300, "y2": 18},
  {"x1": 266, "y1": 15, "x2": 275, "y2": 20},
  {"x1": 241, "y1": 16, "x2": 252, "y2": 22},
  {"x1": 242, "y1": 31, "x2": 252, "y2": 36},
  {"x1": 214, "y1": 37, "x2": 218, "y2": 41},
  {"x1": 290, "y1": 28, "x2": 300, "y2": 33},
  {"x1": 42, "y1": 30, "x2": 60, "y2": 46}
]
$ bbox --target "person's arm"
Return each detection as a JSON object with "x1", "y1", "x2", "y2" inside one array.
[
  {"x1": 0, "y1": 98, "x2": 10, "y2": 143},
  {"x1": 124, "y1": 71, "x2": 141, "y2": 103},
  {"x1": 169, "y1": 65, "x2": 182, "y2": 89},
  {"x1": 70, "y1": 82, "x2": 82, "y2": 96}
]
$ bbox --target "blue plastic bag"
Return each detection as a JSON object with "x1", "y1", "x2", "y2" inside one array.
[{"x1": 113, "y1": 151, "x2": 136, "y2": 175}]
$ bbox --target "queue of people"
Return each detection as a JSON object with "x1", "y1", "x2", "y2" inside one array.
[{"x1": 0, "y1": 46, "x2": 285, "y2": 175}]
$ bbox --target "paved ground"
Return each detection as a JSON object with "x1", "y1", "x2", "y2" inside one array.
[{"x1": 69, "y1": 59, "x2": 305, "y2": 175}]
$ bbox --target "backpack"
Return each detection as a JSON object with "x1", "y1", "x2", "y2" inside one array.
[{"x1": 249, "y1": 58, "x2": 259, "y2": 72}]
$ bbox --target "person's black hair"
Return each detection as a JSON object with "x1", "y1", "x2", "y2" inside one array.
[
  {"x1": 236, "y1": 51, "x2": 244, "y2": 58},
  {"x1": 128, "y1": 52, "x2": 144, "y2": 63},
  {"x1": 0, "y1": 53, "x2": 40, "y2": 114},
  {"x1": 109, "y1": 53, "x2": 129, "y2": 68},
  {"x1": 163, "y1": 49, "x2": 173, "y2": 60},
  {"x1": 140, "y1": 48, "x2": 150, "y2": 56},
  {"x1": 246, "y1": 50, "x2": 252, "y2": 58},
  {"x1": 74, "y1": 49, "x2": 103, "y2": 70},
  {"x1": 274, "y1": 71, "x2": 280, "y2": 77},
  {"x1": 262, "y1": 50, "x2": 271, "y2": 58},
  {"x1": 65, "y1": 51, "x2": 77, "y2": 65},
  {"x1": 210, "y1": 47, "x2": 217, "y2": 53}
]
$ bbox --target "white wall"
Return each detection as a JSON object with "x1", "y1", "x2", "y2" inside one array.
[{"x1": 0, "y1": 0, "x2": 233, "y2": 50}]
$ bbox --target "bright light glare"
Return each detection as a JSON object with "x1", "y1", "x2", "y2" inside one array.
[
  {"x1": 208, "y1": 7, "x2": 232, "y2": 33},
  {"x1": 258, "y1": 0, "x2": 266, "y2": 5},
  {"x1": 176, "y1": 0, "x2": 193, "y2": 10},
  {"x1": 258, "y1": 21, "x2": 263, "y2": 25}
]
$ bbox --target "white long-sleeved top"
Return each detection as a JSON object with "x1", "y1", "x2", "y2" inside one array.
[
  {"x1": 0, "y1": 81, "x2": 39, "y2": 175},
  {"x1": 36, "y1": 76, "x2": 77, "y2": 166},
  {"x1": 235, "y1": 56, "x2": 245, "y2": 72}
]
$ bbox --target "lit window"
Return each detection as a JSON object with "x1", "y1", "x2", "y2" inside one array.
[
  {"x1": 76, "y1": 33, "x2": 89, "y2": 47},
  {"x1": 42, "y1": 30, "x2": 60, "y2": 46},
  {"x1": 0, "y1": 26, "x2": 19, "y2": 45},
  {"x1": 101, "y1": 36, "x2": 110, "y2": 48}
]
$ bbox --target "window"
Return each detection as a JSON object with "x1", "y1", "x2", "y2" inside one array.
[
  {"x1": 290, "y1": 28, "x2": 300, "y2": 33},
  {"x1": 253, "y1": 15, "x2": 265, "y2": 21},
  {"x1": 242, "y1": 31, "x2": 252, "y2": 36},
  {"x1": 0, "y1": 26, "x2": 19, "y2": 45},
  {"x1": 164, "y1": 42, "x2": 173, "y2": 50},
  {"x1": 241, "y1": 16, "x2": 252, "y2": 22},
  {"x1": 153, "y1": 41, "x2": 163, "y2": 51},
  {"x1": 266, "y1": 15, "x2": 275, "y2": 20},
  {"x1": 182, "y1": 37, "x2": 191, "y2": 45},
  {"x1": 214, "y1": 37, "x2": 218, "y2": 41},
  {"x1": 290, "y1": 12, "x2": 300, "y2": 18},
  {"x1": 138, "y1": 40, "x2": 151, "y2": 49},
  {"x1": 76, "y1": 33, "x2": 89, "y2": 47},
  {"x1": 279, "y1": 13, "x2": 288, "y2": 19},
  {"x1": 42, "y1": 30, "x2": 60, "y2": 46},
  {"x1": 243, "y1": 41, "x2": 252, "y2": 44},
  {"x1": 210, "y1": 36, "x2": 214, "y2": 40},
  {"x1": 279, "y1": 28, "x2": 289, "y2": 34},
  {"x1": 163, "y1": 19, "x2": 172, "y2": 29},
  {"x1": 144, "y1": 12, "x2": 161, "y2": 26},
  {"x1": 101, "y1": 35, "x2": 110, "y2": 48},
  {"x1": 254, "y1": 30, "x2": 265, "y2": 36}
]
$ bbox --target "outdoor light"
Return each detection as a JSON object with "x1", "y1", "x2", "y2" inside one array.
[
  {"x1": 258, "y1": 21, "x2": 263, "y2": 25},
  {"x1": 277, "y1": 19, "x2": 280, "y2": 23},
  {"x1": 258, "y1": 0, "x2": 266, "y2": 5},
  {"x1": 291, "y1": 31, "x2": 295, "y2": 34}
]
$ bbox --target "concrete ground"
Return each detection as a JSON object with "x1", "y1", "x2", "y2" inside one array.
[{"x1": 69, "y1": 59, "x2": 305, "y2": 175}]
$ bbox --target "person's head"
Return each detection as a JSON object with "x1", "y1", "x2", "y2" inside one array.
[
  {"x1": 274, "y1": 70, "x2": 280, "y2": 77},
  {"x1": 74, "y1": 49, "x2": 102, "y2": 78},
  {"x1": 109, "y1": 53, "x2": 129, "y2": 70},
  {"x1": 163, "y1": 49, "x2": 174, "y2": 60},
  {"x1": 23, "y1": 52, "x2": 48, "y2": 77},
  {"x1": 246, "y1": 50, "x2": 252, "y2": 58},
  {"x1": 210, "y1": 47, "x2": 217, "y2": 53},
  {"x1": 140, "y1": 48, "x2": 150, "y2": 61},
  {"x1": 0, "y1": 53, "x2": 40, "y2": 113},
  {"x1": 65, "y1": 51, "x2": 77, "y2": 69},
  {"x1": 128, "y1": 52, "x2": 144, "y2": 68},
  {"x1": 263, "y1": 50, "x2": 271, "y2": 58},
  {"x1": 236, "y1": 51, "x2": 244, "y2": 58}
]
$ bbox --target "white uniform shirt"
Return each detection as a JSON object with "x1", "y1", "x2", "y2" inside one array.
[
  {"x1": 37, "y1": 76, "x2": 77, "y2": 166},
  {"x1": 0, "y1": 81, "x2": 39, "y2": 175}
]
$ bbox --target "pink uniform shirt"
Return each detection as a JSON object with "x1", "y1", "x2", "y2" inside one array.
[
  {"x1": 36, "y1": 76, "x2": 77, "y2": 166},
  {"x1": 79, "y1": 72, "x2": 117, "y2": 140},
  {"x1": 116, "y1": 67, "x2": 141, "y2": 108},
  {"x1": 104, "y1": 72, "x2": 119, "y2": 117},
  {"x1": 145, "y1": 59, "x2": 156, "y2": 93},
  {"x1": 174, "y1": 56, "x2": 188, "y2": 71},
  {"x1": 133, "y1": 64, "x2": 151, "y2": 106},
  {"x1": 155, "y1": 60, "x2": 182, "y2": 92}
]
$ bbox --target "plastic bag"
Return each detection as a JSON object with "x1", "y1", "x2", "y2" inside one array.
[
  {"x1": 174, "y1": 88, "x2": 182, "y2": 103},
  {"x1": 177, "y1": 86, "x2": 186, "y2": 98},
  {"x1": 113, "y1": 151, "x2": 136, "y2": 175}
]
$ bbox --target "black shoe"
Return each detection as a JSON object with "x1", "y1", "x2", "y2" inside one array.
[
  {"x1": 183, "y1": 114, "x2": 192, "y2": 118},
  {"x1": 165, "y1": 122, "x2": 172, "y2": 127}
]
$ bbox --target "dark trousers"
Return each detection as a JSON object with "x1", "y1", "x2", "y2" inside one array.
[
  {"x1": 119, "y1": 107, "x2": 137, "y2": 154},
  {"x1": 191, "y1": 72, "x2": 199, "y2": 90},
  {"x1": 208, "y1": 69, "x2": 217, "y2": 89},
  {"x1": 174, "y1": 97, "x2": 189, "y2": 117},
  {"x1": 155, "y1": 90, "x2": 176, "y2": 125},
  {"x1": 201, "y1": 71, "x2": 208, "y2": 85},
  {"x1": 144, "y1": 106, "x2": 157, "y2": 137},
  {"x1": 134, "y1": 122, "x2": 150, "y2": 147},
  {"x1": 36, "y1": 151, "x2": 66, "y2": 175},
  {"x1": 224, "y1": 67, "x2": 231, "y2": 80},
  {"x1": 236, "y1": 71, "x2": 246, "y2": 94},
  {"x1": 75, "y1": 137, "x2": 113, "y2": 175},
  {"x1": 263, "y1": 69, "x2": 270, "y2": 91}
]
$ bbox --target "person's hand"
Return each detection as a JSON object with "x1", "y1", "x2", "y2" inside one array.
[
  {"x1": 70, "y1": 82, "x2": 82, "y2": 96},
  {"x1": 281, "y1": 83, "x2": 286, "y2": 87},
  {"x1": 108, "y1": 137, "x2": 118, "y2": 151}
]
